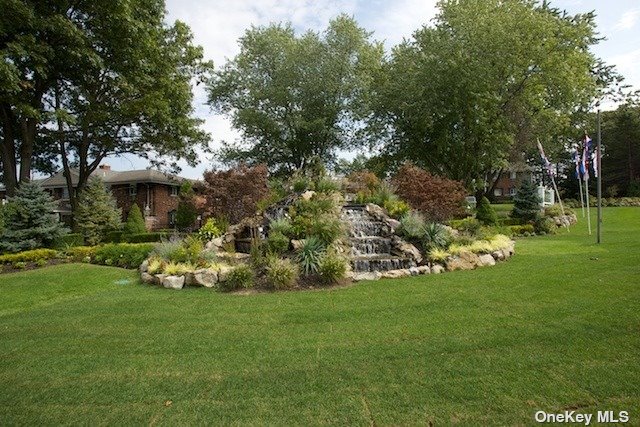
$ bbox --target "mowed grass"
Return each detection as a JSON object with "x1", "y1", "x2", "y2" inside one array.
[{"x1": 0, "y1": 208, "x2": 639, "y2": 425}]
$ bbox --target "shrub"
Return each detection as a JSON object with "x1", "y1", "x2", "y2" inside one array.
[
  {"x1": 392, "y1": 163, "x2": 467, "y2": 221},
  {"x1": 202, "y1": 164, "x2": 269, "y2": 224},
  {"x1": 314, "y1": 177, "x2": 340, "y2": 193},
  {"x1": 13, "y1": 261, "x2": 27, "y2": 270},
  {"x1": 383, "y1": 199, "x2": 411, "y2": 219},
  {"x1": 500, "y1": 217, "x2": 524, "y2": 226},
  {"x1": 467, "y1": 240, "x2": 494, "y2": 254},
  {"x1": 147, "y1": 258, "x2": 164, "y2": 274},
  {"x1": 74, "y1": 177, "x2": 122, "y2": 246},
  {"x1": 534, "y1": 216, "x2": 556, "y2": 235},
  {"x1": 35, "y1": 259, "x2": 48, "y2": 268},
  {"x1": 544, "y1": 205, "x2": 574, "y2": 217},
  {"x1": 422, "y1": 222, "x2": 450, "y2": 250},
  {"x1": 265, "y1": 256, "x2": 299, "y2": 290},
  {"x1": 0, "y1": 181, "x2": 68, "y2": 253},
  {"x1": 292, "y1": 176, "x2": 312, "y2": 193},
  {"x1": 475, "y1": 197, "x2": 498, "y2": 225},
  {"x1": 56, "y1": 233, "x2": 84, "y2": 248},
  {"x1": 197, "y1": 218, "x2": 222, "y2": 242},
  {"x1": 0, "y1": 249, "x2": 59, "y2": 264},
  {"x1": 269, "y1": 217, "x2": 293, "y2": 236},
  {"x1": 104, "y1": 231, "x2": 125, "y2": 243},
  {"x1": 512, "y1": 181, "x2": 541, "y2": 222},
  {"x1": 267, "y1": 231, "x2": 290, "y2": 254},
  {"x1": 345, "y1": 170, "x2": 381, "y2": 195},
  {"x1": 450, "y1": 217, "x2": 481, "y2": 235},
  {"x1": 428, "y1": 248, "x2": 450, "y2": 263},
  {"x1": 65, "y1": 246, "x2": 96, "y2": 263},
  {"x1": 318, "y1": 252, "x2": 348, "y2": 284},
  {"x1": 127, "y1": 232, "x2": 169, "y2": 243},
  {"x1": 509, "y1": 224, "x2": 535, "y2": 235},
  {"x1": 175, "y1": 182, "x2": 197, "y2": 231},
  {"x1": 490, "y1": 234, "x2": 512, "y2": 250},
  {"x1": 399, "y1": 211, "x2": 427, "y2": 240},
  {"x1": 308, "y1": 216, "x2": 343, "y2": 246},
  {"x1": 151, "y1": 237, "x2": 203, "y2": 264},
  {"x1": 123, "y1": 204, "x2": 147, "y2": 236},
  {"x1": 163, "y1": 262, "x2": 194, "y2": 276},
  {"x1": 93, "y1": 243, "x2": 156, "y2": 269},
  {"x1": 221, "y1": 264, "x2": 255, "y2": 291},
  {"x1": 296, "y1": 237, "x2": 325, "y2": 275}
]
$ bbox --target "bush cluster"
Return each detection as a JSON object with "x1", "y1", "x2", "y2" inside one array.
[
  {"x1": 0, "y1": 249, "x2": 59, "y2": 264},
  {"x1": 93, "y1": 243, "x2": 156, "y2": 269},
  {"x1": 265, "y1": 256, "x2": 299, "y2": 290}
]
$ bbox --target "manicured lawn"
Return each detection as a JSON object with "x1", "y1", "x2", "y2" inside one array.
[{"x1": 0, "y1": 208, "x2": 639, "y2": 425}]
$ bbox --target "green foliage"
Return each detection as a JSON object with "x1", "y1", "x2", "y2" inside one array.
[
  {"x1": 13, "y1": 262, "x2": 27, "y2": 270},
  {"x1": 123, "y1": 204, "x2": 147, "y2": 236},
  {"x1": 0, "y1": 181, "x2": 68, "y2": 253},
  {"x1": 292, "y1": 177, "x2": 312, "y2": 193},
  {"x1": 197, "y1": 218, "x2": 223, "y2": 242},
  {"x1": 152, "y1": 236, "x2": 204, "y2": 265},
  {"x1": 511, "y1": 181, "x2": 541, "y2": 222},
  {"x1": 266, "y1": 231, "x2": 290, "y2": 255},
  {"x1": 314, "y1": 178, "x2": 340, "y2": 194},
  {"x1": 296, "y1": 237, "x2": 325, "y2": 275},
  {"x1": 265, "y1": 257, "x2": 299, "y2": 290},
  {"x1": 175, "y1": 182, "x2": 198, "y2": 231},
  {"x1": 288, "y1": 193, "x2": 343, "y2": 245},
  {"x1": 207, "y1": 16, "x2": 383, "y2": 174},
  {"x1": 163, "y1": 262, "x2": 195, "y2": 276},
  {"x1": 399, "y1": 211, "x2": 426, "y2": 240},
  {"x1": 56, "y1": 233, "x2": 84, "y2": 249},
  {"x1": 74, "y1": 178, "x2": 122, "y2": 246},
  {"x1": 127, "y1": 233, "x2": 169, "y2": 243},
  {"x1": 449, "y1": 217, "x2": 481, "y2": 236},
  {"x1": 64, "y1": 246, "x2": 97, "y2": 263},
  {"x1": 221, "y1": 264, "x2": 255, "y2": 291},
  {"x1": 383, "y1": 199, "x2": 410, "y2": 219},
  {"x1": 0, "y1": 249, "x2": 59, "y2": 264},
  {"x1": 317, "y1": 252, "x2": 348, "y2": 284},
  {"x1": 534, "y1": 217, "x2": 556, "y2": 235},
  {"x1": 544, "y1": 205, "x2": 574, "y2": 217},
  {"x1": 428, "y1": 247, "x2": 450, "y2": 263},
  {"x1": 307, "y1": 217, "x2": 343, "y2": 247},
  {"x1": 475, "y1": 197, "x2": 498, "y2": 226},
  {"x1": 93, "y1": 243, "x2": 156, "y2": 269},
  {"x1": 104, "y1": 231, "x2": 125, "y2": 243},
  {"x1": 269, "y1": 218, "x2": 293, "y2": 236},
  {"x1": 422, "y1": 223, "x2": 451, "y2": 250},
  {"x1": 509, "y1": 224, "x2": 535, "y2": 236}
]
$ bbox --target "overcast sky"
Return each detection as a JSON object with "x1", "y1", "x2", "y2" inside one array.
[{"x1": 105, "y1": 0, "x2": 640, "y2": 178}]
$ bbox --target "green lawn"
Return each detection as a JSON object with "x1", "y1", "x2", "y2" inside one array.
[{"x1": 1, "y1": 208, "x2": 639, "y2": 425}]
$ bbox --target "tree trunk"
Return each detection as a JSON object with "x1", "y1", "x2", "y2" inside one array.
[{"x1": 1, "y1": 104, "x2": 18, "y2": 196}]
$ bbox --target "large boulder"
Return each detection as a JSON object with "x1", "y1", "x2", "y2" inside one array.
[
  {"x1": 218, "y1": 265, "x2": 233, "y2": 283},
  {"x1": 141, "y1": 272, "x2": 156, "y2": 285},
  {"x1": 382, "y1": 269, "x2": 411, "y2": 279},
  {"x1": 139, "y1": 260, "x2": 149, "y2": 274},
  {"x1": 446, "y1": 251, "x2": 480, "y2": 271},
  {"x1": 431, "y1": 264, "x2": 445, "y2": 274},
  {"x1": 478, "y1": 254, "x2": 496, "y2": 267},
  {"x1": 390, "y1": 235, "x2": 423, "y2": 264},
  {"x1": 351, "y1": 271, "x2": 382, "y2": 281},
  {"x1": 192, "y1": 269, "x2": 218, "y2": 288},
  {"x1": 162, "y1": 275, "x2": 185, "y2": 290},
  {"x1": 417, "y1": 265, "x2": 431, "y2": 275}
]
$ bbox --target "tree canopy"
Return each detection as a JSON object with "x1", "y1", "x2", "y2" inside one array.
[{"x1": 207, "y1": 15, "x2": 384, "y2": 175}]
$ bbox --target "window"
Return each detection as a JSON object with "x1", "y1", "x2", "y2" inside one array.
[
  {"x1": 493, "y1": 188, "x2": 503, "y2": 197},
  {"x1": 509, "y1": 187, "x2": 517, "y2": 196},
  {"x1": 168, "y1": 210, "x2": 177, "y2": 226},
  {"x1": 61, "y1": 187, "x2": 69, "y2": 200},
  {"x1": 510, "y1": 171, "x2": 517, "y2": 180},
  {"x1": 129, "y1": 185, "x2": 137, "y2": 196},
  {"x1": 169, "y1": 186, "x2": 179, "y2": 197}
]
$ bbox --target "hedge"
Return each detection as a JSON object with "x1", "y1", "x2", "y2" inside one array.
[
  {"x1": 93, "y1": 243, "x2": 156, "y2": 269},
  {"x1": 0, "y1": 249, "x2": 59, "y2": 264},
  {"x1": 104, "y1": 231, "x2": 125, "y2": 244},
  {"x1": 127, "y1": 232, "x2": 169, "y2": 243}
]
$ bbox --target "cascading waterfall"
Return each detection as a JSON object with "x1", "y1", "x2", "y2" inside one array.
[{"x1": 341, "y1": 205, "x2": 416, "y2": 273}]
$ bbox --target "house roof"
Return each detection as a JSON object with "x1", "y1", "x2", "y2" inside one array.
[{"x1": 39, "y1": 168, "x2": 185, "y2": 188}]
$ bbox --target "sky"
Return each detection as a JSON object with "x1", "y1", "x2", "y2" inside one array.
[{"x1": 104, "y1": 0, "x2": 640, "y2": 178}]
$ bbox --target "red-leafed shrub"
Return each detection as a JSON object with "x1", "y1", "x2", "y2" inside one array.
[
  {"x1": 392, "y1": 163, "x2": 467, "y2": 221},
  {"x1": 202, "y1": 164, "x2": 269, "y2": 224}
]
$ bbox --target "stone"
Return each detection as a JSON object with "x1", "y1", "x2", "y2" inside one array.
[
  {"x1": 382, "y1": 269, "x2": 411, "y2": 279},
  {"x1": 352, "y1": 272, "x2": 382, "y2": 281},
  {"x1": 218, "y1": 265, "x2": 233, "y2": 283},
  {"x1": 291, "y1": 239, "x2": 305, "y2": 251},
  {"x1": 390, "y1": 235, "x2": 423, "y2": 263},
  {"x1": 216, "y1": 252, "x2": 251, "y2": 263},
  {"x1": 193, "y1": 269, "x2": 218, "y2": 288},
  {"x1": 211, "y1": 237, "x2": 223, "y2": 248},
  {"x1": 161, "y1": 275, "x2": 185, "y2": 290},
  {"x1": 491, "y1": 250, "x2": 505, "y2": 261},
  {"x1": 301, "y1": 190, "x2": 316, "y2": 201},
  {"x1": 365, "y1": 203, "x2": 387, "y2": 220},
  {"x1": 478, "y1": 254, "x2": 496, "y2": 267},
  {"x1": 155, "y1": 274, "x2": 166, "y2": 285},
  {"x1": 387, "y1": 218, "x2": 401, "y2": 232},
  {"x1": 417, "y1": 265, "x2": 431, "y2": 274},
  {"x1": 184, "y1": 271, "x2": 195, "y2": 286},
  {"x1": 431, "y1": 264, "x2": 445, "y2": 274},
  {"x1": 140, "y1": 272, "x2": 156, "y2": 285},
  {"x1": 409, "y1": 267, "x2": 421, "y2": 276},
  {"x1": 446, "y1": 251, "x2": 479, "y2": 271},
  {"x1": 139, "y1": 260, "x2": 149, "y2": 274}
]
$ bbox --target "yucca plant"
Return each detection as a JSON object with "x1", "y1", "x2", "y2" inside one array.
[
  {"x1": 422, "y1": 222, "x2": 450, "y2": 250},
  {"x1": 296, "y1": 236, "x2": 325, "y2": 275}
]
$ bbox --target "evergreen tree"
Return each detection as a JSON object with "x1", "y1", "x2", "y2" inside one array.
[
  {"x1": 175, "y1": 182, "x2": 197, "y2": 231},
  {"x1": 476, "y1": 196, "x2": 498, "y2": 225},
  {"x1": 511, "y1": 181, "x2": 542, "y2": 222},
  {"x1": 0, "y1": 181, "x2": 68, "y2": 253},
  {"x1": 123, "y1": 204, "x2": 147, "y2": 236},
  {"x1": 75, "y1": 178, "x2": 122, "y2": 245}
]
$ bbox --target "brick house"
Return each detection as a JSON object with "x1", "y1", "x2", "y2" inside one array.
[
  {"x1": 491, "y1": 165, "x2": 534, "y2": 202},
  {"x1": 4, "y1": 165, "x2": 189, "y2": 230}
]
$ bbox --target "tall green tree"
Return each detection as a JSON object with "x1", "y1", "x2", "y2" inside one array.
[
  {"x1": 1, "y1": 1, "x2": 212, "y2": 202},
  {"x1": 0, "y1": 181, "x2": 68, "y2": 253},
  {"x1": 74, "y1": 178, "x2": 122, "y2": 245},
  {"x1": 376, "y1": 0, "x2": 617, "y2": 193},
  {"x1": 123, "y1": 204, "x2": 146, "y2": 237},
  {"x1": 207, "y1": 15, "x2": 384, "y2": 175},
  {"x1": 601, "y1": 102, "x2": 640, "y2": 196},
  {"x1": 175, "y1": 181, "x2": 197, "y2": 231}
]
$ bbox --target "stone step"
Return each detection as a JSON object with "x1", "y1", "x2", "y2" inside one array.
[
  {"x1": 351, "y1": 255, "x2": 417, "y2": 273},
  {"x1": 350, "y1": 237, "x2": 392, "y2": 256}
]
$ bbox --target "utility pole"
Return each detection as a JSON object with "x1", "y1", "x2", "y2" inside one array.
[{"x1": 597, "y1": 108, "x2": 602, "y2": 244}]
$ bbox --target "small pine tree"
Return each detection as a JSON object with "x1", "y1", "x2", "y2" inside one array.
[
  {"x1": 175, "y1": 181, "x2": 197, "y2": 230},
  {"x1": 0, "y1": 181, "x2": 68, "y2": 253},
  {"x1": 75, "y1": 178, "x2": 123, "y2": 245},
  {"x1": 123, "y1": 203, "x2": 147, "y2": 236},
  {"x1": 476, "y1": 196, "x2": 498, "y2": 225},
  {"x1": 511, "y1": 181, "x2": 542, "y2": 222}
]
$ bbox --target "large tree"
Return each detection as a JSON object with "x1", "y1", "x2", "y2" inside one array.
[
  {"x1": 207, "y1": 15, "x2": 384, "y2": 175},
  {"x1": 1, "y1": 1, "x2": 212, "y2": 202},
  {"x1": 601, "y1": 102, "x2": 640, "y2": 196},
  {"x1": 375, "y1": 0, "x2": 615, "y2": 194}
]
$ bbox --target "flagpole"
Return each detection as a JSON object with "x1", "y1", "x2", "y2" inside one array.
[
  {"x1": 584, "y1": 178, "x2": 591, "y2": 235},
  {"x1": 596, "y1": 109, "x2": 602, "y2": 244},
  {"x1": 537, "y1": 138, "x2": 568, "y2": 231},
  {"x1": 578, "y1": 170, "x2": 585, "y2": 217}
]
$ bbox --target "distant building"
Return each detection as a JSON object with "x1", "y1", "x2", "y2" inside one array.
[
  {"x1": 491, "y1": 165, "x2": 534, "y2": 201},
  {"x1": 1, "y1": 165, "x2": 190, "y2": 230}
]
